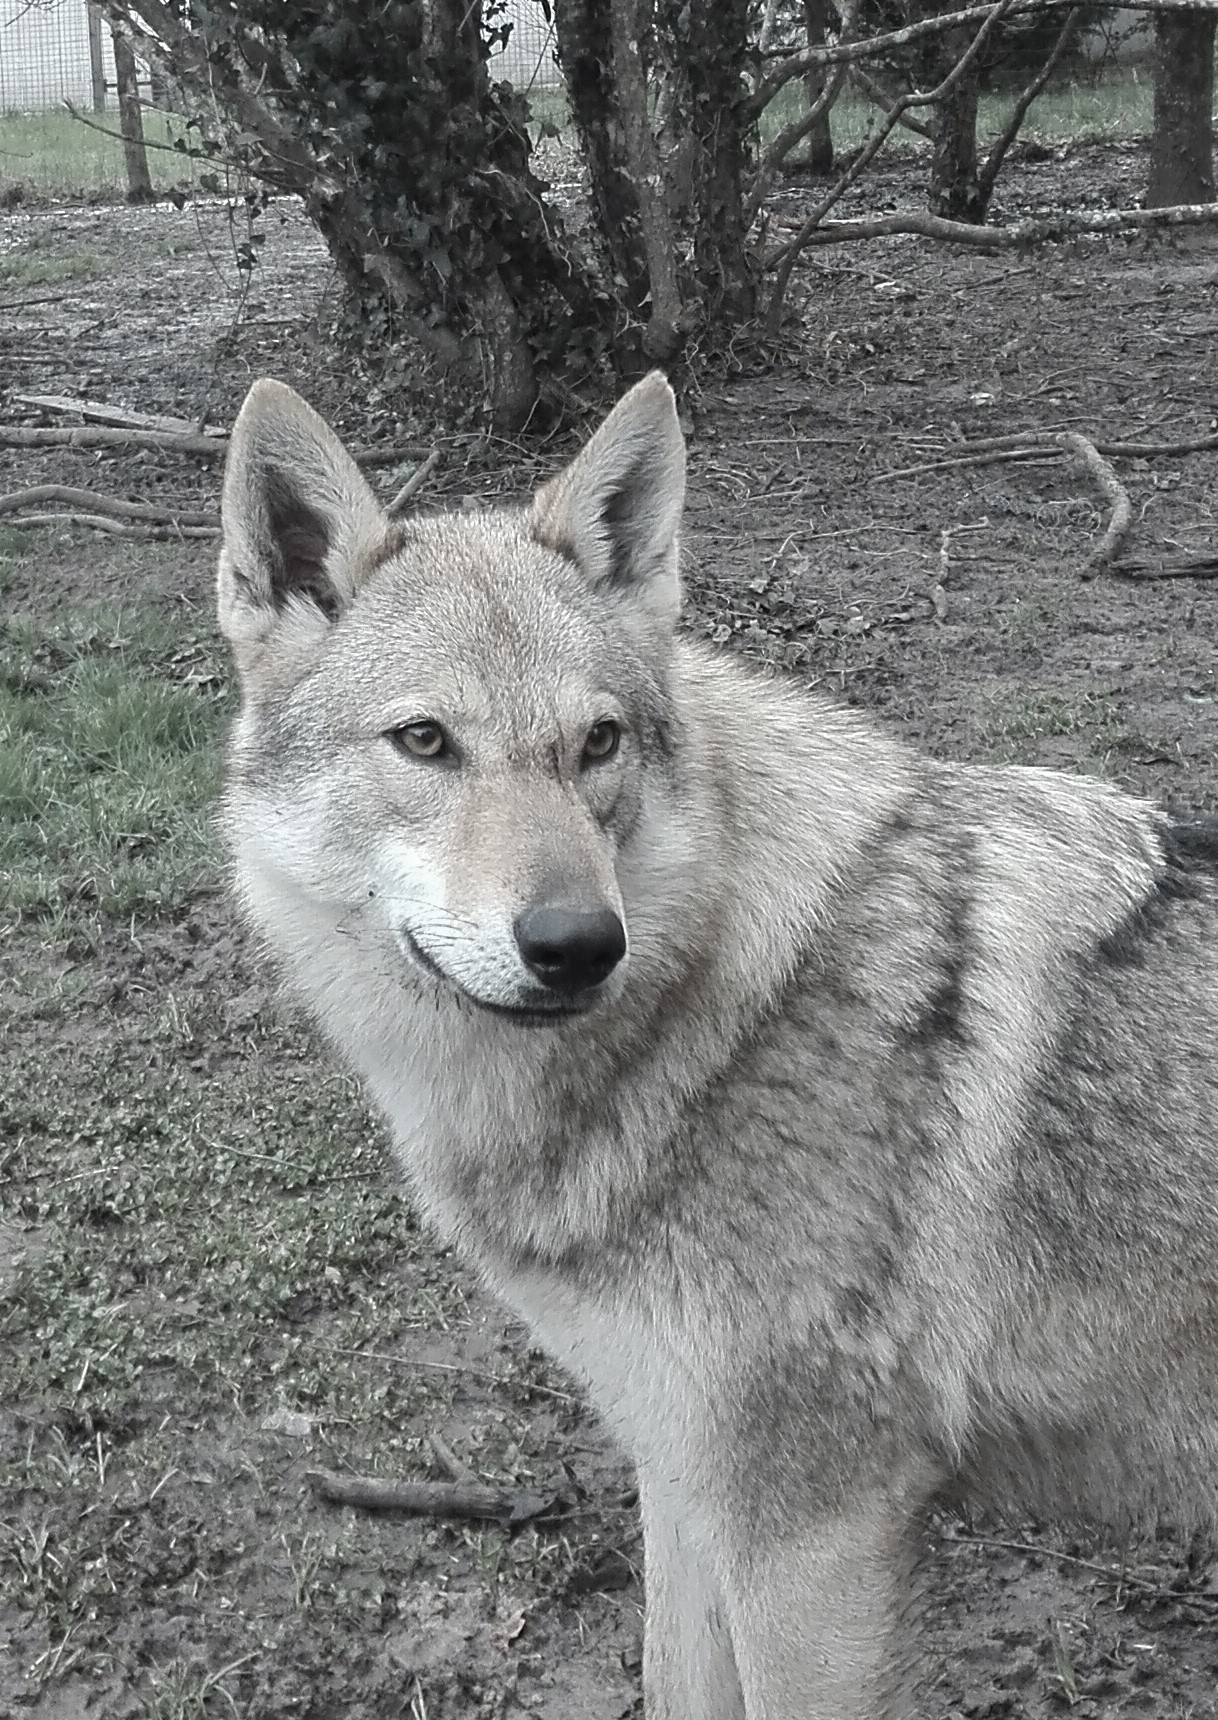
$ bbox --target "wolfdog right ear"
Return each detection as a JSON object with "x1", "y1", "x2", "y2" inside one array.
[
  {"x1": 217, "y1": 380, "x2": 391, "y2": 669},
  {"x1": 531, "y1": 371, "x2": 685, "y2": 638}
]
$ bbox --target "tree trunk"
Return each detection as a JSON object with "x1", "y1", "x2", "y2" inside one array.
[
  {"x1": 930, "y1": 29, "x2": 984, "y2": 224},
  {"x1": 110, "y1": 27, "x2": 154, "y2": 202},
  {"x1": 1147, "y1": 9, "x2": 1215, "y2": 207},
  {"x1": 802, "y1": 0, "x2": 835, "y2": 175},
  {"x1": 610, "y1": 0, "x2": 685, "y2": 362},
  {"x1": 678, "y1": 0, "x2": 755, "y2": 320},
  {"x1": 552, "y1": 0, "x2": 649, "y2": 311}
]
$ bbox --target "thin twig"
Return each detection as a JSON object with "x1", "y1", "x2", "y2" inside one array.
[
  {"x1": 876, "y1": 429, "x2": 1218, "y2": 481},
  {"x1": 386, "y1": 448, "x2": 441, "y2": 516},
  {"x1": 848, "y1": 66, "x2": 934, "y2": 139},
  {"x1": 306, "y1": 1467, "x2": 561, "y2": 1525},
  {"x1": 63, "y1": 99, "x2": 202, "y2": 161},
  {"x1": 946, "y1": 1528, "x2": 1218, "y2": 1609},
  {"x1": 874, "y1": 446, "x2": 1056, "y2": 481},
  {"x1": 1058, "y1": 430, "x2": 1133, "y2": 573},
  {"x1": 329, "y1": 1344, "x2": 581, "y2": 1405},
  {"x1": 976, "y1": 6, "x2": 1084, "y2": 203},
  {"x1": 208, "y1": 1138, "x2": 378, "y2": 1182},
  {"x1": 746, "y1": 0, "x2": 860, "y2": 225}
]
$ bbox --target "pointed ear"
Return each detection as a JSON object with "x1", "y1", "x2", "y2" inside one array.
[
  {"x1": 217, "y1": 380, "x2": 393, "y2": 668},
  {"x1": 531, "y1": 371, "x2": 686, "y2": 635}
]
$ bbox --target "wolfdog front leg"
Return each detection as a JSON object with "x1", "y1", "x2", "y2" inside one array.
[
  {"x1": 719, "y1": 1491, "x2": 924, "y2": 1720},
  {"x1": 639, "y1": 1471, "x2": 746, "y2": 1720}
]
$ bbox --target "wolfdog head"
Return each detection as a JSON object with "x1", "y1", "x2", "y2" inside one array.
[{"x1": 218, "y1": 374, "x2": 689, "y2": 1026}]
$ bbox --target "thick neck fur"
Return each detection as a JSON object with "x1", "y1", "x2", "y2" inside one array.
[{"x1": 235, "y1": 642, "x2": 919, "y2": 1271}]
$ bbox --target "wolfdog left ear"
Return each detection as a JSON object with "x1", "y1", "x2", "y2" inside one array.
[
  {"x1": 531, "y1": 371, "x2": 686, "y2": 635},
  {"x1": 217, "y1": 380, "x2": 391, "y2": 666}
]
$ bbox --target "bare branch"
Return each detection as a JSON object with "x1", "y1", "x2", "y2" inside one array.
[
  {"x1": 766, "y1": 0, "x2": 1017, "y2": 323},
  {"x1": 747, "y1": 0, "x2": 859, "y2": 225},
  {"x1": 849, "y1": 67, "x2": 935, "y2": 140},
  {"x1": 764, "y1": 198, "x2": 1218, "y2": 257},
  {"x1": 749, "y1": 0, "x2": 1218, "y2": 118},
  {"x1": 977, "y1": 6, "x2": 1084, "y2": 203}
]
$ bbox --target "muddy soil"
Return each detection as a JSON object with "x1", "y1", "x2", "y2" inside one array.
[{"x1": 2, "y1": 144, "x2": 1218, "y2": 1718}]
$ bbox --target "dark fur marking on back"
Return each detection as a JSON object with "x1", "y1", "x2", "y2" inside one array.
[
  {"x1": 1097, "y1": 815, "x2": 1218, "y2": 967},
  {"x1": 890, "y1": 813, "x2": 975, "y2": 1054}
]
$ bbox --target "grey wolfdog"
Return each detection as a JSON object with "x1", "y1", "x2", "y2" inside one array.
[{"x1": 217, "y1": 372, "x2": 1218, "y2": 1718}]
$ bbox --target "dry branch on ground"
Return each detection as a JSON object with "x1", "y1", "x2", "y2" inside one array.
[
  {"x1": 1058, "y1": 431, "x2": 1133, "y2": 572},
  {"x1": 0, "y1": 423, "x2": 429, "y2": 467},
  {"x1": 771, "y1": 200, "x2": 1218, "y2": 255},
  {"x1": 0, "y1": 485, "x2": 217, "y2": 529},
  {"x1": 306, "y1": 1468, "x2": 562, "y2": 1525},
  {"x1": 386, "y1": 449, "x2": 442, "y2": 515}
]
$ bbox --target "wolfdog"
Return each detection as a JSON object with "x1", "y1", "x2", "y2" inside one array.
[{"x1": 217, "y1": 372, "x2": 1218, "y2": 1718}]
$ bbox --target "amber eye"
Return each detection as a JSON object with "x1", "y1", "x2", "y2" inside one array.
[
  {"x1": 388, "y1": 721, "x2": 448, "y2": 760},
  {"x1": 582, "y1": 719, "x2": 620, "y2": 765}
]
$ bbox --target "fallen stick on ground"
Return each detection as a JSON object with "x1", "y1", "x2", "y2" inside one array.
[
  {"x1": 1109, "y1": 554, "x2": 1218, "y2": 580},
  {"x1": 13, "y1": 393, "x2": 220, "y2": 437},
  {"x1": 427, "y1": 1432, "x2": 479, "y2": 1485},
  {"x1": 0, "y1": 425, "x2": 227, "y2": 457},
  {"x1": 0, "y1": 424, "x2": 431, "y2": 468},
  {"x1": 770, "y1": 199, "x2": 1218, "y2": 252},
  {"x1": 874, "y1": 429, "x2": 1218, "y2": 483},
  {"x1": 3, "y1": 512, "x2": 219, "y2": 539},
  {"x1": 875, "y1": 446, "x2": 1056, "y2": 481},
  {"x1": 1092, "y1": 432, "x2": 1218, "y2": 458},
  {"x1": 0, "y1": 485, "x2": 217, "y2": 528},
  {"x1": 386, "y1": 448, "x2": 441, "y2": 515},
  {"x1": 1058, "y1": 430, "x2": 1133, "y2": 573},
  {"x1": 306, "y1": 1467, "x2": 561, "y2": 1525}
]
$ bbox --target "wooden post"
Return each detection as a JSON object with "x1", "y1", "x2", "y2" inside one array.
[
  {"x1": 86, "y1": 6, "x2": 106, "y2": 113},
  {"x1": 109, "y1": 26, "x2": 155, "y2": 203}
]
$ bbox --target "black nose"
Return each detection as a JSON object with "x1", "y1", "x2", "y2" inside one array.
[{"x1": 513, "y1": 904, "x2": 627, "y2": 994}]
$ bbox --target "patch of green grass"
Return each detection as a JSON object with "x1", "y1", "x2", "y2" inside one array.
[
  {"x1": 0, "y1": 108, "x2": 222, "y2": 200},
  {"x1": 0, "y1": 605, "x2": 231, "y2": 933},
  {"x1": 979, "y1": 687, "x2": 1126, "y2": 765},
  {"x1": 757, "y1": 65, "x2": 1153, "y2": 162},
  {"x1": 0, "y1": 237, "x2": 103, "y2": 288},
  {"x1": 0, "y1": 1036, "x2": 430, "y2": 1423},
  {"x1": 0, "y1": 527, "x2": 27, "y2": 599}
]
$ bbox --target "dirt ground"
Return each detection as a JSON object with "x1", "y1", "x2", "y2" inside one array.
[{"x1": 3, "y1": 140, "x2": 1218, "y2": 1719}]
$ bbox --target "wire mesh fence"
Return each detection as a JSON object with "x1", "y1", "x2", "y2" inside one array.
[{"x1": 0, "y1": 0, "x2": 561, "y2": 201}]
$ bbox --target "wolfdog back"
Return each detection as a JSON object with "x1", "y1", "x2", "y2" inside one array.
[{"x1": 215, "y1": 369, "x2": 1218, "y2": 1719}]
